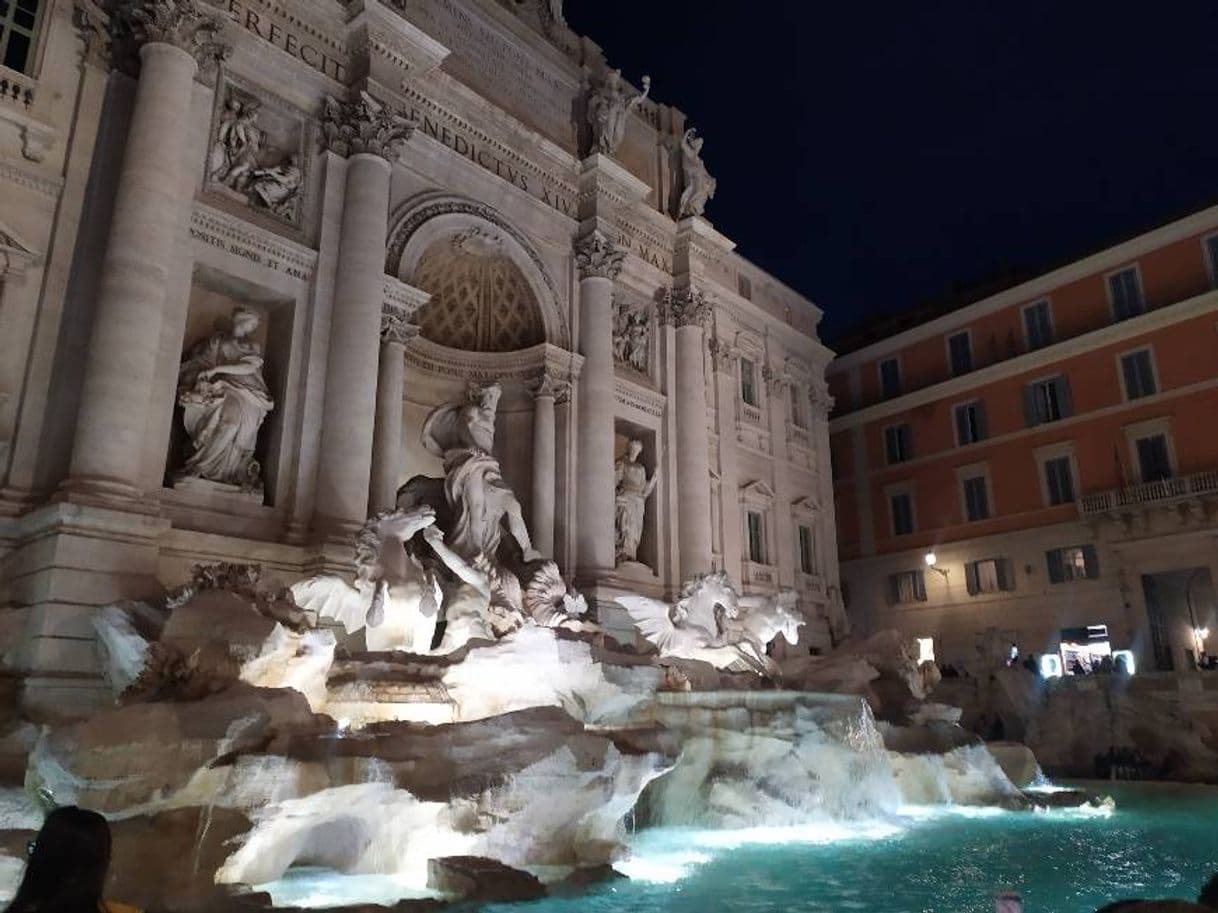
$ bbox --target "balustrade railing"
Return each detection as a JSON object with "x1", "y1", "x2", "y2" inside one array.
[
  {"x1": 0, "y1": 68, "x2": 35, "y2": 110},
  {"x1": 1079, "y1": 469, "x2": 1218, "y2": 517}
]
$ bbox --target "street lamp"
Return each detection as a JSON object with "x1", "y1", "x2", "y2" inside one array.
[{"x1": 924, "y1": 551, "x2": 949, "y2": 580}]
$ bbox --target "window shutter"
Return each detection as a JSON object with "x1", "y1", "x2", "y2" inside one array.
[
  {"x1": 975, "y1": 403, "x2": 988, "y2": 440},
  {"x1": 998, "y1": 559, "x2": 1015, "y2": 591},
  {"x1": 1022, "y1": 385, "x2": 1038, "y2": 427},
  {"x1": 914, "y1": 571, "x2": 927, "y2": 601},
  {"x1": 1082, "y1": 545, "x2": 1100, "y2": 579},
  {"x1": 888, "y1": 574, "x2": 900, "y2": 604},
  {"x1": 1122, "y1": 356, "x2": 1138, "y2": 398},
  {"x1": 1046, "y1": 549, "x2": 1065, "y2": 584},
  {"x1": 955, "y1": 406, "x2": 968, "y2": 444},
  {"x1": 965, "y1": 562, "x2": 979, "y2": 595},
  {"x1": 1057, "y1": 376, "x2": 1073, "y2": 418}
]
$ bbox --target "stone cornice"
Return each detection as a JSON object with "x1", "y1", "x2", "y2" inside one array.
[
  {"x1": 190, "y1": 204, "x2": 317, "y2": 277},
  {"x1": 573, "y1": 231, "x2": 624, "y2": 281},
  {"x1": 321, "y1": 90, "x2": 413, "y2": 159},
  {"x1": 404, "y1": 337, "x2": 583, "y2": 386},
  {"x1": 614, "y1": 375, "x2": 665, "y2": 419}
]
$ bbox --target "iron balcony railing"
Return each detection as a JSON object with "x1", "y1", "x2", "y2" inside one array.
[{"x1": 1079, "y1": 469, "x2": 1218, "y2": 517}]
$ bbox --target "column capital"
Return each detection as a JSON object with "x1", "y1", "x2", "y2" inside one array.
[
  {"x1": 121, "y1": 0, "x2": 227, "y2": 66},
  {"x1": 573, "y1": 232, "x2": 624, "y2": 281},
  {"x1": 531, "y1": 370, "x2": 571, "y2": 404},
  {"x1": 321, "y1": 91, "x2": 414, "y2": 160},
  {"x1": 658, "y1": 286, "x2": 713, "y2": 329},
  {"x1": 380, "y1": 303, "x2": 419, "y2": 346}
]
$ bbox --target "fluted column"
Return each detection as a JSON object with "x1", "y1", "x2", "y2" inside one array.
[
  {"x1": 663, "y1": 287, "x2": 714, "y2": 580},
  {"x1": 368, "y1": 308, "x2": 417, "y2": 514},
  {"x1": 530, "y1": 372, "x2": 567, "y2": 557},
  {"x1": 64, "y1": 0, "x2": 225, "y2": 502},
  {"x1": 313, "y1": 93, "x2": 412, "y2": 535},
  {"x1": 573, "y1": 233, "x2": 623, "y2": 578}
]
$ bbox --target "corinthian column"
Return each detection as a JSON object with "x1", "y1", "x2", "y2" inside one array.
[
  {"x1": 530, "y1": 371, "x2": 568, "y2": 557},
  {"x1": 313, "y1": 93, "x2": 412, "y2": 536},
  {"x1": 64, "y1": 0, "x2": 225, "y2": 502},
  {"x1": 368, "y1": 306, "x2": 417, "y2": 514},
  {"x1": 573, "y1": 232, "x2": 624, "y2": 578},
  {"x1": 662, "y1": 287, "x2": 714, "y2": 579}
]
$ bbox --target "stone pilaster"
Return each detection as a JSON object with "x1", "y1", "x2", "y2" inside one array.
[
  {"x1": 661, "y1": 286, "x2": 714, "y2": 580},
  {"x1": 764, "y1": 363, "x2": 795, "y2": 588},
  {"x1": 573, "y1": 231, "x2": 623, "y2": 579},
  {"x1": 708, "y1": 334, "x2": 742, "y2": 582},
  {"x1": 530, "y1": 371, "x2": 568, "y2": 558},
  {"x1": 63, "y1": 0, "x2": 226, "y2": 504},
  {"x1": 368, "y1": 305, "x2": 418, "y2": 514},
  {"x1": 313, "y1": 93, "x2": 412, "y2": 536}
]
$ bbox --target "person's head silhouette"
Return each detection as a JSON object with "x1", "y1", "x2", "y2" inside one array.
[{"x1": 6, "y1": 806, "x2": 111, "y2": 913}]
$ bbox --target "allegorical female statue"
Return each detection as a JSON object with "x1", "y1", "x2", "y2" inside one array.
[
  {"x1": 614, "y1": 438, "x2": 658, "y2": 565},
  {"x1": 586, "y1": 70, "x2": 650, "y2": 156},
  {"x1": 677, "y1": 127, "x2": 717, "y2": 218},
  {"x1": 174, "y1": 306, "x2": 274, "y2": 494}
]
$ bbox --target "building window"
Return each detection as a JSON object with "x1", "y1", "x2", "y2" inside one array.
[
  {"x1": 947, "y1": 331, "x2": 973, "y2": 376},
  {"x1": 954, "y1": 400, "x2": 987, "y2": 446},
  {"x1": 1, "y1": 0, "x2": 41, "y2": 74},
  {"x1": 790, "y1": 386, "x2": 805, "y2": 429},
  {"x1": 1023, "y1": 375, "x2": 1072, "y2": 426},
  {"x1": 887, "y1": 570, "x2": 927, "y2": 604},
  {"x1": 1205, "y1": 235, "x2": 1218, "y2": 287},
  {"x1": 1108, "y1": 266, "x2": 1144, "y2": 321},
  {"x1": 746, "y1": 510, "x2": 766, "y2": 563},
  {"x1": 879, "y1": 357, "x2": 901, "y2": 399},
  {"x1": 740, "y1": 357, "x2": 758, "y2": 407},
  {"x1": 884, "y1": 423, "x2": 913, "y2": 465},
  {"x1": 1046, "y1": 545, "x2": 1099, "y2": 583},
  {"x1": 965, "y1": 558, "x2": 1014, "y2": 595},
  {"x1": 890, "y1": 491, "x2": 915, "y2": 536},
  {"x1": 1023, "y1": 300, "x2": 1053, "y2": 350},
  {"x1": 797, "y1": 524, "x2": 814, "y2": 575},
  {"x1": 961, "y1": 474, "x2": 990, "y2": 521},
  {"x1": 1120, "y1": 348, "x2": 1157, "y2": 401},
  {"x1": 737, "y1": 274, "x2": 752, "y2": 300},
  {"x1": 1043, "y1": 455, "x2": 1076, "y2": 505},
  {"x1": 1135, "y1": 433, "x2": 1173, "y2": 482}
]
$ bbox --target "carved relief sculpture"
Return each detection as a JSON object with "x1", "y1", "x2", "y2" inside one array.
[
  {"x1": 173, "y1": 306, "x2": 274, "y2": 495},
  {"x1": 612, "y1": 297, "x2": 650, "y2": 373},
  {"x1": 585, "y1": 69, "x2": 650, "y2": 157},
  {"x1": 614, "y1": 439, "x2": 658, "y2": 565},
  {"x1": 676, "y1": 128, "x2": 716, "y2": 219}
]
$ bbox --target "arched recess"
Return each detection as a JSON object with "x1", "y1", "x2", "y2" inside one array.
[{"x1": 385, "y1": 193, "x2": 569, "y2": 350}]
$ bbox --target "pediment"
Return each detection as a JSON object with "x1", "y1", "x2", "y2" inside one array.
[
  {"x1": 0, "y1": 219, "x2": 39, "y2": 277},
  {"x1": 740, "y1": 479, "x2": 776, "y2": 502}
]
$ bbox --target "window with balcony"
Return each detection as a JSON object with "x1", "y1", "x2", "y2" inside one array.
[
  {"x1": 889, "y1": 491, "x2": 915, "y2": 536},
  {"x1": 961, "y1": 473, "x2": 991, "y2": 521},
  {"x1": 965, "y1": 558, "x2": 1014, "y2": 595},
  {"x1": 884, "y1": 423, "x2": 913, "y2": 465},
  {"x1": 797, "y1": 524, "x2": 814, "y2": 575},
  {"x1": 1024, "y1": 375, "x2": 1072, "y2": 426},
  {"x1": 1023, "y1": 300, "x2": 1053, "y2": 350},
  {"x1": 947, "y1": 331, "x2": 973, "y2": 376},
  {"x1": 887, "y1": 570, "x2": 927, "y2": 604},
  {"x1": 1046, "y1": 545, "x2": 1099, "y2": 583},
  {"x1": 746, "y1": 510, "x2": 766, "y2": 563},
  {"x1": 1108, "y1": 266, "x2": 1144, "y2": 321},
  {"x1": 1043, "y1": 455, "x2": 1076, "y2": 505},
  {"x1": 740, "y1": 357, "x2": 758, "y2": 407},
  {"x1": 1120, "y1": 348, "x2": 1157, "y2": 401},
  {"x1": 1, "y1": 0, "x2": 41, "y2": 74},
  {"x1": 954, "y1": 400, "x2": 987, "y2": 445},
  {"x1": 879, "y1": 357, "x2": 901, "y2": 399},
  {"x1": 1135, "y1": 434, "x2": 1173, "y2": 483}
]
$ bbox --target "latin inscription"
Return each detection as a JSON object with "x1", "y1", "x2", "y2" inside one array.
[
  {"x1": 224, "y1": 0, "x2": 347, "y2": 82},
  {"x1": 190, "y1": 226, "x2": 311, "y2": 281},
  {"x1": 617, "y1": 231, "x2": 672, "y2": 273}
]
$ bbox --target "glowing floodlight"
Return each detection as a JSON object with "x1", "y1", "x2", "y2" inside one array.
[
  {"x1": 1195, "y1": 627, "x2": 1210, "y2": 642},
  {"x1": 1039, "y1": 654, "x2": 1063, "y2": 678},
  {"x1": 924, "y1": 552, "x2": 937, "y2": 567}
]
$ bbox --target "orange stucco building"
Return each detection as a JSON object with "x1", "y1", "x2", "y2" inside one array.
[{"x1": 828, "y1": 204, "x2": 1218, "y2": 673}]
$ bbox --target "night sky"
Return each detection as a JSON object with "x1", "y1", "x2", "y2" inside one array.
[{"x1": 564, "y1": 2, "x2": 1218, "y2": 344}]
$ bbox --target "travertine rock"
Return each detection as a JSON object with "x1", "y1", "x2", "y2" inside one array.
[{"x1": 427, "y1": 856, "x2": 545, "y2": 902}]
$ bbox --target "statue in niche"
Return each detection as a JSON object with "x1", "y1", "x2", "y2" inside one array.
[
  {"x1": 614, "y1": 439, "x2": 658, "y2": 565},
  {"x1": 247, "y1": 154, "x2": 302, "y2": 218},
  {"x1": 612, "y1": 298, "x2": 650, "y2": 374},
  {"x1": 415, "y1": 381, "x2": 541, "y2": 565},
  {"x1": 677, "y1": 127, "x2": 716, "y2": 218},
  {"x1": 174, "y1": 306, "x2": 274, "y2": 494},
  {"x1": 586, "y1": 70, "x2": 651, "y2": 157}
]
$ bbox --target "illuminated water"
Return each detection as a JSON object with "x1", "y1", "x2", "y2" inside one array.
[{"x1": 476, "y1": 783, "x2": 1218, "y2": 913}]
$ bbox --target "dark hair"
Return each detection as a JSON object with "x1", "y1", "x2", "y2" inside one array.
[
  {"x1": 1200, "y1": 871, "x2": 1218, "y2": 908},
  {"x1": 6, "y1": 806, "x2": 112, "y2": 913}
]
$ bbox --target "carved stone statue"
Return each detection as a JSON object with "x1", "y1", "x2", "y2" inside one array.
[
  {"x1": 586, "y1": 70, "x2": 650, "y2": 157},
  {"x1": 209, "y1": 94, "x2": 262, "y2": 192},
  {"x1": 290, "y1": 506, "x2": 491, "y2": 654},
  {"x1": 677, "y1": 128, "x2": 716, "y2": 218},
  {"x1": 614, "y1": 439, "x2": 657, "y2": 565},
  {"x1": 616, "y1": 573, "x2": 795, "y2": 677},
  {"x1": 612, "y1": 299, "x2": 649, "y2": 373},
  {"x1": 247, "y1": 154, "x2": 302, "y2": 217},
  {"x1": 174, "y1": 306, "x2": 274, "y2": 494}
]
